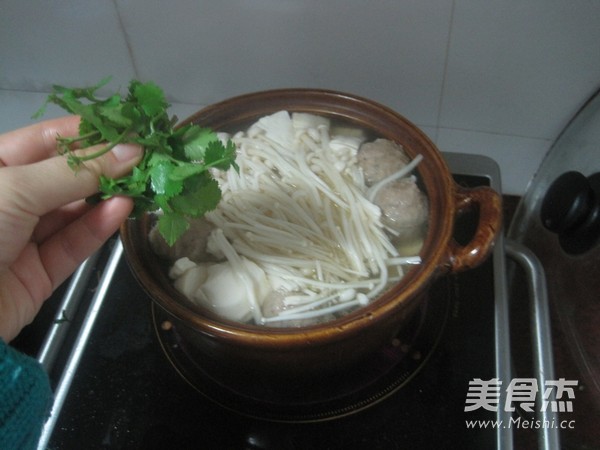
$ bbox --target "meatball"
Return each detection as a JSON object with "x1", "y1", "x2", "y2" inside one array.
[
  {"x1": 374, "y1": 177, "x2": 428, "y2": 242},
  {"x1": 357, "y1": 139, "x2": 410, "y2": 186},
  {"x1": 149, "y1": 216, "x2": 215, "y2": 264}
]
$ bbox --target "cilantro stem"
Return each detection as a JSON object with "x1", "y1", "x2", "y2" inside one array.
[
  {"x1": 72, "y1": 140, "x2": 118, "y2": 162},
  {"x1": 57, "y1": 131, "x2": 101, "y2": 154},
  {"x1": 69, "y1": 127, "x2": 133, "y2": 164},
  {"x1": 59, "y1": 130, "x2": 100, "y2": 144}
]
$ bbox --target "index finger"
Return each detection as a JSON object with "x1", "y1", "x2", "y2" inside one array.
[{"x1": 0, "y1": 116, "x2": 80, "y2": 167}]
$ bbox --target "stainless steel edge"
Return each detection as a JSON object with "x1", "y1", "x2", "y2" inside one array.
[
  {"x1": 444, "y1": 151, "x2": 514, "y2": 450},
  {"x1": 505, "y1": 240, "x2": 560, "y2": 450},
  {"x1": 493, "y1": 219, "x2": 514, "y2": 450},
  {"x1": 37, "y1": 250, "x2": 101, "y2": 373},
  {"x1": 37, "y1": 239, "x2": 124, "y2": 450}
]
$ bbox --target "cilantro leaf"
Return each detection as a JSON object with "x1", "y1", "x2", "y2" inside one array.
[
  {"x1": 149, "y1": 161, "x2": 183, "y2": 197},
  {"x1": 170, "y1": 175, "x2": 221, "y2": 217},
  {"x1": 131, "y1": 80, "x2": 167, "y2": 117},
  {"x1": 205, "y1": 140, "x2": 238, "y2": 171},
  {"x1": 182, "y1": 126, "x2": 218, "y2": 160},
  {"x1": 158, "y1": 213, "x2": 190, "y2": 247},
  {"x1": 168, "y1": 163, "x2": 207, "y2": 181}
]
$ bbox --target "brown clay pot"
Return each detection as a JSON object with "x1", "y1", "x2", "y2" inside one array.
[{"x1": 120, "y1": 89, "x2": 502, "y2": 386}]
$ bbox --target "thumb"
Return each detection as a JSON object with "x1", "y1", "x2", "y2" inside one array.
[{"x1": 1, "y1": 143, "x2": 143, "y2": 217}]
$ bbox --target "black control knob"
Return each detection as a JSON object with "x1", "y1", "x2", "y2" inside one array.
[{"x1": 540, "y1": 171, "x2": 600, "y2": 254}]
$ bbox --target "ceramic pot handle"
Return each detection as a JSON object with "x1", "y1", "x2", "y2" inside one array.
[{"x1": 445, "y1": 185, "x2": 503, "y2": 273}]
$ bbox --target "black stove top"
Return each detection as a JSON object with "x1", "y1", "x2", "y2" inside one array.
[{"x1": 14, "y1": 153, "x2": 511, "y2": 450}]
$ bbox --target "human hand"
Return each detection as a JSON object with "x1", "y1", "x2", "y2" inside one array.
[{"x1": 0, "y1": 116, "x2": 142, "y2": 342}]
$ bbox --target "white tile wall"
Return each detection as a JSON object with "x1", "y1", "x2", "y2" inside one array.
[{"x1": 1, "y1": 0, "x2": 599, "y2": 194}]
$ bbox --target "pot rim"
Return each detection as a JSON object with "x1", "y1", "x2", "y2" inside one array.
[{"x1": 121, "y1": 88, "x2": 458, "y2": 347}]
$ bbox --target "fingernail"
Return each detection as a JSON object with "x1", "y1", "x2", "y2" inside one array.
[{"x1": 112, "y1": 144, "x2": 143, "y2": 162}]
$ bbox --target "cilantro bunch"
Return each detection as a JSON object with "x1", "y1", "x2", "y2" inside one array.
[{"x1": 34, "y1": 78, "x2": 237, "y2": 245}]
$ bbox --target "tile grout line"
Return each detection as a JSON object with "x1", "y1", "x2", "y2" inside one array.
[
  {"x1": 434, "y1": 0, "x2": 456, "y2": 144},
  {"x1": 111, "y1": 0, "x2": 140, "y2": 79}
]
